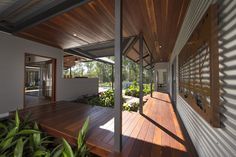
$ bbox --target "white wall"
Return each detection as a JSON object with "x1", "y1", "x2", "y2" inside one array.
[
  {"x1": 57, "y1": 78, "x2": 98, "y2": 100},
  {"x1": 155, "y1": 62, "x2": 169, "y2": 69},
  {"x1": 169, "y1": 0, "x2": 236, "y2": 157},
  {"x1": 0, "y1": 32, "x2": 98, "y2": 114}
]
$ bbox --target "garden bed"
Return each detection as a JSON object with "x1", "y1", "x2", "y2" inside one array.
[{"x1": 75, "y1": 81, "x2": 152, "y2": 112}]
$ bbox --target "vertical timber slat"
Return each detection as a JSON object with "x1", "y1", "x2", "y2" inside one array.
[{"x1": 209, "y1": 4, "x2": 220, "y2": 127}]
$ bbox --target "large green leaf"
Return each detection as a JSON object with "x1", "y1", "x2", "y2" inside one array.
[
  {"x1": 14, "y1": 138, "x2": 24, "y2": 157},
  {"x1": 0, "y1": 139, "x2": 17, "y2": 154},
  {"x1": 15, "y1": 110, "x2": 20, "y2": 129},
  {"x1": 0, "y1": 126, "x2": 18, "y2": 150},
  {"x1": 20, "y1": 112, "x2": 32, "y2": 129},
  {"x1": 33, "y1": 123, "x2": 41, "y2": 148},
  {"x1": 77, "y1": 117, "x2": 89, "y2": 149},
  {"x1": 17, "y1": 129, "x2": 40, "y2": 135},
  {"x1": 1, "y1": 129, "x2": 40, "y2": 146},
  {"x1": 78, "y1": 145, "x2": 88, "y2": 157},
  {"x1": 51, "y1": 144, "x2": 63, "y2": 157},
  {"x1": 62, "y1": 139, "x2": 74, "y2": 157},
  {"x1": 40, "y1": 136, "x2": 53, "y2": 145},
  {"x1": 33, "y1": 150, "x2": 50, "y2": 157},
  {"x1": 62, "y1": 151, "x2": 68, "y2": 157},
  {"x1": 0, "y1": 110, "x2": 21, "y2": 150}
]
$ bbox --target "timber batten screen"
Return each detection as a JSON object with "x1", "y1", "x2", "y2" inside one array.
[{"x1": 178, "y1": 5, "x2": 220, "y2": 127}]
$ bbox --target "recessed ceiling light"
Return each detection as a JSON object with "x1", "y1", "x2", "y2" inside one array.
[
  {"x1": 73, "y1": 33, "x2": 77, "y2": 37},
  {"x1": 159, "y1": 45, "x2": 162, "y2": 48}
]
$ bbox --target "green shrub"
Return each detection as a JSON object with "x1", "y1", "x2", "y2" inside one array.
[
  {"x1": 88, "y1": 96, "x2": 100, "y2": 106},
  {"x1": 88, "y1": 90, "x2": 114, "y2": 107},
  {"x1": 122, "y1": 103, "x2": 130, "y2": 111},
  {"x1": 123, "y1": 103, "x2": 139, "y2": 112},
  {"x1": 99, "y1": 82, "x2": 112, "y2": 87},
  {"x1": 125, "y1": 81, "x2": 152, "y2": 97},
  {"x1": 88, "y1": 90, "x2": 137, "y2": 112},
  {"x1": 100, "y1": 90, "x2": 114, "y2": 107},
  {"x1": 143, "y1": 84, "x2": 151, "y2": 95}
]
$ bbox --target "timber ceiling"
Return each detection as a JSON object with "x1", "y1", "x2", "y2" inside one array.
[{"x1": 1, "y1": 0, "x2": 189, "y2": 63}]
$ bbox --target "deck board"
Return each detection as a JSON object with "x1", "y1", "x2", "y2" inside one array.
[{"x1": 20, "y1": 92, "x2": 197, "y2": 157}]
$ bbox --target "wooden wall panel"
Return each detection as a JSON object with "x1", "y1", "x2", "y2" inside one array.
[{"x1": 178, "y1": 5, "x2": 220, "y2": 127}]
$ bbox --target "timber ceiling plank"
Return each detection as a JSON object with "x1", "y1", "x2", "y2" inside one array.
[
  {"x1": 154, "y1": 0, "x2": 190, "y2": 61},
  {"x1": 15, "y1": 0, "x2": 189, "y2": 63}
]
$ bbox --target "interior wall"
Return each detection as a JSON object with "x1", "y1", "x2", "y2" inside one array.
[
  {"x1": 156, "y1": 69, "x2": 167, "y2": 84},
  {"x1": 154, "y1": 62, "x2": 169, "y2": 91},
  {"x1": 169, "y1": 0, "x2": 236, "y2": 156},
  {"x1": 0, "y1": 31, "x2": 98, "y2": 114}
]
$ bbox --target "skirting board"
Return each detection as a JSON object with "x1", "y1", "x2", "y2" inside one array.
[{"x1": 0, "y1": 112, "x2": 9, "y2": 119}]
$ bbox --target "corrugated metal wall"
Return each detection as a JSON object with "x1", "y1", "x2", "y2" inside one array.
[{"x1": 170, "y1": 0, "x2": 236, "y2": 157}]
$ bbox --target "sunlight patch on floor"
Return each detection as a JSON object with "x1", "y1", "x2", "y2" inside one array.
[{"x1": 99, "y1": 118, "x2": 114, "y2": 132}]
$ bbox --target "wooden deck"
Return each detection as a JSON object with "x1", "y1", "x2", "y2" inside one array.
[{"x1": 21, "y1": 92, "x2": 197, "y2": 157}]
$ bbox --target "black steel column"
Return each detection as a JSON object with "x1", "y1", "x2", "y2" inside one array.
[
  {"x1": 139, "y1": 34, "x2": 143, "y2": 114},
  {"x1": 114, "y1": 0, "x2": 122, "y2": 152},
  {"x1": 112, "y1": 65, "x2": 114, "y2": 90},
  {"x1": 150, "y1": 56, "x2": 153, "y2": 97},
  {"x1": 70, "y1": 67, "x2": 72, "y2": 78}
]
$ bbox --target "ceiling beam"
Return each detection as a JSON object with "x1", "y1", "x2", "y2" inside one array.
[
  {"x1": 143, "y1": 37, "x2": 152, "y2": 56},
  {"x1": 64, "y1": 49, "x2": 92, "y2": 59},
  {"x1": 82, "y1": 45, "x2": 114, "y2": 52},
  {"x1": 65, "y1": 48, "x2": 114, "y2": 65},
  {"x1": 147, "y1": 65, "x2": 155, "y2": 70},
  {"x1": 0, "y1": 0, "x2": 32, "y2": 20},
  {"x1": 144, "y1": 64, "x2": 151, "y2": 69},
  {"x1": 0, "y1": 25, "x2": 12, "y2": 33},
  {"x1": 73, "y1": 47, "x2": 99, "y2": 59},
  {"x1": 12, "y1": 0, "x2": 92, "y2": 33},
  {"x1": 76, "y1": 48, "x2": 114, "y2": 65},
  {"x1": 136, "y1": 54, "x2": 149, "y2": 62},
  {"x1": 70, "y1": 36, "x2": 136, "y2": 52},
  {"x1": 123, "y1": 36, "x2": 138, "y2": 56}
]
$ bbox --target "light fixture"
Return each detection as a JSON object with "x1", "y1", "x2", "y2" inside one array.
[
  {"x1": 159, "y1": 45, "x2": 162, "y2": 48},
  {"x1": 73, "y1": 33, "x2": 77, "y2": 37}
]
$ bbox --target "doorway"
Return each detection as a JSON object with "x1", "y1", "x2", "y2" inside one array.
[
  {"x1": 156, "y1": 69, "x2": 168, "y2": 92},
  {"x1": 24, "y1": 54, "x2": 56, "y2": 108},
  {"x1": 171, "y1": 58, "x2": 177, "y2": 106}
]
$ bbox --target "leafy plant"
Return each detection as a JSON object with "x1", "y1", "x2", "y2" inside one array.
[
  {"x1": 52, "y1": 117, "x2": 90, "y2": 157},
  {"x1": 88, "y1": 89, "x2": 139, "y2": 112},
  {"x1": 99, "y1": 90, "x2": 114, "y2": 107},
  {"x1": 88, "y1": 90, "x2": 114, "y2": 107},
  {"x1": 87, "y1": 96, "x2": 100, "y2": 106},
  {"x1": 76, "y1": 117, "x2": 89, "y2": 157},
  {"x1": 123, "y1": 102, "x2": 139, "y2": 112},
  {"x1": 0, "y1": 111, "x2": 90, "y2": 157},
  {"x1": 125, "y1": 81, "x2": 152, "y2": 97},
  {"x1": 0, "y1": 111, "x2": 40, "y2": 157}
]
